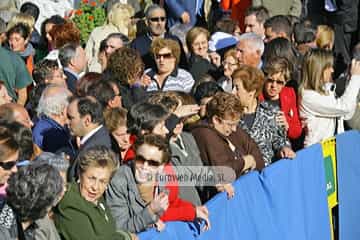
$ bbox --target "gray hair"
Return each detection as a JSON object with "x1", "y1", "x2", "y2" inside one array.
[
  {"x1": 58, "y1": 43, "x2": 78, "y2": 68},
  {"x1": 37, "y1": 84, "x2": 71, "y2": 117},
  {"x1": 34, "y1": 152, "x2": 69, "y2": 173},
  {"x1": 145, "y1": 4, "x2": 165, "y2": 19},
  {"x1": 106, "y1": 32, "x2": 129, "y2": 47},
  {"x1": 238, "y1": 32, "x2": 265, "y2": 55}
]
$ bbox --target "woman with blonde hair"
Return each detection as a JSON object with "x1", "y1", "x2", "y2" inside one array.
[
  {"x1": 85, "y1": 3, "x2": 135, "y2": 72},
  {"x1": 315, "y1": 25, "x2": 335, "y2": 50},
  {"x1": 299, "y1": 49, "x2": 360, "y2": 146}
]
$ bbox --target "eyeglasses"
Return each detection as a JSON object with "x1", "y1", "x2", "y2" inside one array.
[
  {"x1": 155, "y1": 53, "x2": 173, "y2": 60},
  {"x1": 135, "y1": 155, "x2": 162, "y2": 167},
  {"x1": 0, "y1": 161, "x2": 17, "y2": 170},
  {"x1": 266, "y1": 78, "x2": 286, "y2": 85},
  {"x1": 149, "y1": 17, "x2": 166, "y2": 22}
]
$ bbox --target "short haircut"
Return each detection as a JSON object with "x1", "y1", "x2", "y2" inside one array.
[
  {"x1": 263, "y1": 57, "x2": 291, "y2": 82},
  {"x1": 106, "y1": 47, "x2": 144, "y2": 85},
  {"x1": 7, "y1": 163, "x2": 63, "y2": 222},
  {"x1": 87, "y1": 81, "x2": 116, "y2": 109},
  {"x1": 0, "y1": 121, "x2": 33, "y2": 160},
  {"x1": 232, "y1": 65, "x2": 265, "y2": 97},
  {"x1": 7, "y1": 22, "x2": 30, "y2": 40},
  {"x1": 147, "y1": 91, "x2": 181, "y2": 113},
  {"x1": 104, "y1": 107, "x2": 128, "y2": 132},
  {"x1": 186, "y1": 27, "x2": 210, "y2": 53},
  {"x1": 151, "y1": 38, "x2": 181, "y2": 65},
  {"x1": 78, "y1": 145, "x2": 118, "y2": 176},
  {"x1": 264, "y1": 15, "x2": 292, "y2": 39},
  {"x1": 106, "y1": 32, "x2": 129, "y2": 47},
  {"x1": 76, "y1": 72, "x2": 103, "y2": 97},
  {"x1": 75, "y1": 97, "x2": 104, "y2": 124},
  {"x1": 0, "y1": 104, "x2": 16, "y2": 123},
  {"x1": 193, "y1": 81, "x2": 223, "y2": 104},
  {"x1": 238, "y1": 32, "x2": 265, "y2": 55},
  {"x1": 0, "y1": 125, "x2": 19, "y2": 162},
  {"x1": 127, "y1": 102, "x2": 169, "y2": 136},
  {"x1": 293, "y1": 21, "x2": 316, "y2": 44},
  {"x1": 206, "y1": 92, "x2": 243, "y2": 120},
  {"x1": 245, "y1": 6, "x2": 269, "y2": 24},
  {"x1": 215, "y1": 17, "x2": 238, "y2": 34},
  {"x1": 58, "y1": 43, "x2": 79, "y2": 68},
  {"x1": 37, "y1": 84, "x2": 70, "y2": 117},
  {"x1": 20, "y1": 2, "x2": 40, "y2": 22},
  {"x1": 32, "y1": 59, "x2": 60, "y2": 85},
  {"x1": 134, "y1": 133, "x2": 170, "y2": 164},
  {"x1": 263, "y1": 37, "x2": 297, "y2": 69},
  {"x1": 34, "y1": 152, "x2": 69, "y2": 173},
  {"x1": 145, "y1": 4, "x2": 165, "y2": 19}
]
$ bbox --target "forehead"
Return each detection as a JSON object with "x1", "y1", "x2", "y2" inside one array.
[
  {"x1": 158, "y1": 47, "x2": 172, "y2": 54},
  {"x1": 149, "y1": 8, "x2": 166, "y2": 17},
  {"x1": 107, "y1": 37, "x2": 122, "y2": 46},
  {"x1": 245, "y1": 14, "x2": 259, "y2": 24},
  {"x1": 68, "y1": 100, "x2": 79, "y2": 113},
  {"x1": 237, "y1": 40, "x2": 253, "y2": 51},
  {"x1": 83, "y1": 166, "x2": 111, "y2": 180},
  {"x1": 137, "y1": 144, "x2": 163, "y2": 161}
]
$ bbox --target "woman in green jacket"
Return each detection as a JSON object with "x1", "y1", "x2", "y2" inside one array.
[{"x1": 55, "y1": 146, "x2": 134, "y2": 240}]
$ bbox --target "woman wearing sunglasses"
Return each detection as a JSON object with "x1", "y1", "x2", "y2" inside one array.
[
  {"x1": 106, "y1": 134, "x2": 210, "y2": 233},
  {"x1": 232, "y1": 66, "x2": 295, "y2": 166},
  {"x1": 144, "y1": 38, "x2": 194, "y2": 93},
  {"x1": 260, "y1": 57, "x2": 303, "y2": 149}
]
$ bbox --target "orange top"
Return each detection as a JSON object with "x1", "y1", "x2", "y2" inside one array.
[{"x1": 221, "y1": 0, "x2": 252, "y2": 32}]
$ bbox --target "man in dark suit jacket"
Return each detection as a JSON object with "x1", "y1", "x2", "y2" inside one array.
[
  {"x1": 66, "y1": 96, "x2": 118, "y2": 180},
  {"x1": 58, "y1": 43, "x2": 87, "y2": 94}
]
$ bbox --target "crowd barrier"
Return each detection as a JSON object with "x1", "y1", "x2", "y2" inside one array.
[{"x1": 138, "y1": 130, "x2": 360, "y2": 240}]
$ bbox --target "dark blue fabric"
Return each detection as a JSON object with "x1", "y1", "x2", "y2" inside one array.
[
  {"x1": 138, "y1": 144, "x2": 331, "y2": 240},
  {"x1": 336, "y1": 130, "x2": 360, "y2": 240}
]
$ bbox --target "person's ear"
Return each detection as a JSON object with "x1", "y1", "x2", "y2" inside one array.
[
  {"x1": 212, "y1": 115, "x2": 221, "y2": 125},
  {"x1": 83, "y1": 114, "x2": 92, "y2": 127}
]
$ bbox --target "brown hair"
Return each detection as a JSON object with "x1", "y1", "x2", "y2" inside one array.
[
  {"x1": 151, "y1": 38, "x2": 181, "y2": 65},
  {"x1": 232, "y1": 66, "x2": 265, "y2": 97},
  {"x1": 0, "y1": 126, "x2": 19, "y2": 162},
  {"x1": 49, "y1": 21, "x2": 80, "y2": 49},
  {"x1": 76, "y1": 72, "x2": 103, "y2": 97},
  {"x1": 147, "y1": 91, "x2": 181, "y2": 113},
  {"x1": 263, "y1": 57, "x2": 291, "y2": 82},
  {"x1": 107, "y1": 47, "x2": 144, "y2": 85},
  {"x1": 104, "y1": 107, "x2": 128, "y2": 133},
  {"x1": 134, "y1": 134, "x2": 170, "y2": 164},
  {"x1": 186, "y1": 27, "x2": 209, "y2": 53},
  {"x1": 206, "y1": 92, "x2": 243, "y2": 120}
]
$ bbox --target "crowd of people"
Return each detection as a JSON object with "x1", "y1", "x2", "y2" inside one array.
[{"x1": 0, "y1": 0, "x2": 360, "y2": 239}]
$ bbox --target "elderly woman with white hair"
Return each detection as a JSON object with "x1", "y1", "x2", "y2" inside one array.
[
  {"x1": 32, "y1": 84, "x2": 75, "y2": 159},
  {"x1": 85, "y1": 3, "x2": 135, "y2": 72},
  {"x1": 235, "y1": 32, "x2": 264, "y2": 68}
]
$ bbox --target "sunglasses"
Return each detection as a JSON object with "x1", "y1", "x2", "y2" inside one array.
[
  {"x1": 149, "y1": 17, "x2": 166, "y2": 22},
  {"x1": 155, "y1": 53, "x2": 173, "y2": 60},
  {"x1": 0, "y1": 160, "x2": 17, "y2": 170},
  {"x1": 266, "y1": 78, "x2": 286, "y2": 85},
  {"x1": 135, "y1": 155, "x2": 162, "y2": 167}
]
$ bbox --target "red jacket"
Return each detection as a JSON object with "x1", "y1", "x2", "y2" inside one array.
[
  {"x1": 160, "y1": 163, "x2": 196, "y2": 222},
  {"x1": 221, "y1": 0, "x2": 251, "y2": 31},
  {"x1": 259, "y1": 87, "x2": 302, "y2": 140}
]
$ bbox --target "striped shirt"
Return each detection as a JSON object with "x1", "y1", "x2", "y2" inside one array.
[{"x1": 144, "y1": 68, "x2": 195, "y2": 93}]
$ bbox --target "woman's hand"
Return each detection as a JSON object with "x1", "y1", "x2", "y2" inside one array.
[
  {"x1": 209, "y1": 52, "x2": 221, "y2": 67},
  {"x1": 174, "y1": 104, "x2": 200, "y2": 118},
  {"x1": 242, "y1": 154, "x2": 256, "y2": 172},
  {"x1": 149, "y1": 192, "x2": 169, "y2": 215},
  {"x1": 195, "y1": 206, "x2": 211, "y2": 231},
  {"x1": 139, "y1": 74, "x2": 152, "y2": 87},
  {"x1": 351, "y1": 59, "x2": 360, "y2": 76},
  {"x1": 216, "y1": 183, "x2": 235, "y2": 199},
  {"x1": 278, "y1": 146, "x2": 296, "y2": 159},
  {"x1": 276, "y1": 111, "x2": 289, "y2": 131}
]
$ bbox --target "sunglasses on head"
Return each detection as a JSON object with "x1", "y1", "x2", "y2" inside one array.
[
  {"x1": 266, "y1": 78, "x2": 286, "y2": 85},
  {"x1": 155, "y1": 53, "x2": 173, "y2": 59},
  {"x1": 0, "y1": 160, "x2": 17, "y2": 170},
  {"x1": 135, "y1": 155, "x2": 162, "y2": 167},
  {"x1": 149, "y1": 17, "x2": 166, "y2": 22}
]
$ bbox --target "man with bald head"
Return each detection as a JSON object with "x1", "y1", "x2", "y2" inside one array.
[
  {"x1": 0, "y1": 103, "x2": 33, "y2": 129},
  {"x1": 235, "y1": 32, "x2": 264, "y2": 68},
  {"x1": 32, "y1": 84, "x2": 75, "y2": 158}
]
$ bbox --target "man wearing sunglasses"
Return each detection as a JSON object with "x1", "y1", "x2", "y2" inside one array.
[{"x1": 130, "y1": 4, "x2": 187, "y2": 70}]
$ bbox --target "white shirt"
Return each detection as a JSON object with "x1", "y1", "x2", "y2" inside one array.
[{"x1": 80, "y1": 125, "x2": 103, "y2": 146}]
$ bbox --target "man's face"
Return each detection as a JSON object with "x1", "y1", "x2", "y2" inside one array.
[
  {"x1": 67, "y1": 100, "x2": 87, "y2": 137},
  {"x1": 105, "y1": 37, "x2": 123, "y2": 57},
  {"x1": 73, "y1": 46, "x2": 87, "y2": 73},
  {"x1": 147, "y1": 8, "x2": 166, "y2": 37},
  {"x1": 244, "y1": 14, "x2": 265, "y2": 38},
  {"x1": 236, "y1": 40, "x2": 261, "y2": 68},
  {"x1": 48, "y1": 68, "x2": 67, "y2": 86}
]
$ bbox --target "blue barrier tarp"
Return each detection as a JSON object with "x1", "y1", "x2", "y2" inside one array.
[
  {"x1": 139, "y1": 143, "x2": 331, "y2": 240},
  {"x1": 337, "y1": 130, "x2": 360, "y2": 240}
]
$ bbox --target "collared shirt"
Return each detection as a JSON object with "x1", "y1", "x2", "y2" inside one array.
[
  {"x1": 80, "y1": 125, "x2": 103, "y2": 146},
  {"x1": 64, "y1": 67, "x2": 79, "y2": 80},
  {"x1": 144, "y1": 68, "x2": 194, "y2": 93}
]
